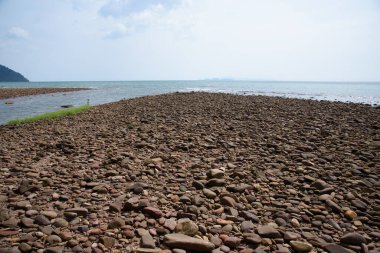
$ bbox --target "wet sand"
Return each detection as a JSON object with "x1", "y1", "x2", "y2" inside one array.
[
  {"x1": 0, "y1": 88, "x2": 90, "y2": 99},
  {"x1": 0, "y1": 92, "x2": 379, "y2": 253}
]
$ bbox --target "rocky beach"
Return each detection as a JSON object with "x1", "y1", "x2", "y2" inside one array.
[
  {"x1": 0, "y1": 88, "x2": 89, "y2": 100},
  {"x1": 0, "y1": 92, "x2": 379, "y2": 253}
]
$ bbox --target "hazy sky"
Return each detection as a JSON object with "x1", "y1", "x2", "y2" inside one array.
[{"x1": 0, "y1": 0, "x2": 379, "y2": 81}]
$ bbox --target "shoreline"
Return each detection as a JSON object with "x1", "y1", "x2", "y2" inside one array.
[
  {"x1": 0, "y1": 92, "x2": 379, "y2": 252},
  {"x1": 0, "y1": 87, "x2": 90, "y2": 100}
]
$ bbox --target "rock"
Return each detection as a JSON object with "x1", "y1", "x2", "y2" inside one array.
[
  {"x1": 243, "y1": 233, "x2": 261, "y2": 245},
  {"x1": 203, "y1": 188, "x2": 217, "y2": 199},
  {"x1": 224, "y1": 237, "x2": 241, "y2": 248},
  {"x1": 289, "y1": 241, "x2": 313, "y2": 252},
  {"x1": 205, "y1": 179, "x2": 225, "y2": 187},
  {"x1": 351, "y1": 199, "x2": 367, "y2": 210},
  {"x1": 220, "y1": 196, "x2": 236, "y2": 207},
  {"x1": 108, "y1": 217, "x2": 125, "y2": 229},
  {"x1": 47, "y1": 235, "x2": 62, "y2": 244},
  {"x1": 18, "y1": 243, "x2": 32, "y2": 253},
  {"x1": 344, "y1": 210, "x2": 357, "y2": 220},
  {"x1": 207, "y1": 169, "x2": 224, "y2": 178},
  {"x1": 44, "y1": 247, "x2": 63, "y2": 253},
  {"x1": 53, "y1": 218, "x2": 68, "y2": 227},
  {"x1": 143, "y1": 207, "x2": 163, "y2": 219},
  {"x1": 257, "y1": 225, "x2": 281, "y2": 238},
  {"x1": 325, "y1": 199, "x2": 341, "y2": 213},
  {"x1": 100, "y1": 236, "x2": 116, "y2": 248},
  {"x1": 40, "y1": 211, "x2": 58, "y2": 219},
  {"x1": 164, "y1": 218, "x2": 177, "y2": 231},
  {"x1": 240, "y1": 221, "x2": 254, "y2": 233},
  {"x1": 141, "y1": 233, "x2": 156, "y2": 248},
  {"x1": 283, "y1": 231, "x2": 301, "y2": 241},
  {"x1": 163, "y1": 233, "x2": 215, "y2": 252},
  {"x1": 340, "y1": 232, "x2": 366, "y2": 246},
  {"x1": 324, "y1": 243, "x2": 356, "y2": 253},
  {"x1": 175, "y1": 218, "x2": 199, "y2": 236},
  {"x1": 34, "y1": 215, "x2": 51, "y2": 225},
  {"x1": 65, "y1": 208, "x2": 88, "y2": 216}
]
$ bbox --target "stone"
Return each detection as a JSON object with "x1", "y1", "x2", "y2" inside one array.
[
  {"x1": 143, "y1": 207, "x2": 163, "y2": 219},
  {"x1": 44, "y1": 247, "x2": 64, "y2": 253},
  {"x1": 100, "y1": 236, "x2": 115, "y2": 248},
  {"x1": 325, "y1": 199, "x2": 341, "y2": 213},
  {"x1": 175, "y1": 218, "x2": 199, "y2": 236},
  {"x1": 240, "y1": 221, "x2": 254, "y2": 233},
  {"x1": 340, "y1": 232, "x2": 366, "y2": 246},
  {"x1": 65, "y1": 208, "x2": 88, "y2": 216},
  {"x1": 53, "y1": 218, "x2": 68, "y2": 227},
  {"x1": 18, "y1": 243, "x2": 32, "y2": 253},
  {"x1": 283, "y1": 231, "x2": 300, "y2": 241},
  {"x1": 40, "y1": 211, "x2": 58, "y2": 219},
  {"x1": 220, "y1": 196, "x2": 236, "y2": 207},
  {"x1": 108, "y1": 217, "x2": 125, "y2": 229},
  {"x1": 208, "y1": 169, "x2": 224, "y2": 178},
  {"x1": 34, "y1": 215, "x2": 51, "y2": 225},
  {"x1": 344, "y1": 210, "x2": 357, "y2": 220},
  {"x1": 141, "y1": 233, "x2": 156, "y2": 249},
  {"x1": 203, "y1": 189, "x2": 217, "y2": 199},
  {"x1": 205, "y1": 179, "x2": 225, "y2": 187},
  {"x1": 243, "y1": 233, "x2": 261, "y2": 245},
  {"x1": 289, "y1": 241, "x2": 313, "y2": 252},
  {"x1": 224, "y1": 237, "x2": 241, "y2": 248},
  {"x1": 324, "y1": 243, "x2": 356, "y2": 253},
  {"x1": 47, "y1": 235, "x2": 62, "y2": 244},
  {"x1": 257, "y1": 225, "x2": 281, "y2": 238},
  {"x1": 163, "y1": 233, "x2": 215, "y2": 252}
]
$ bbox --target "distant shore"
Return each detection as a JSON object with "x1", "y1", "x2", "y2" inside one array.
[
  {"x1": 0, "y1": 92, "x2": 378, "y2": 252},
  {"x1": 0, "y1": 87, "x2": 90, "y2": 99}
]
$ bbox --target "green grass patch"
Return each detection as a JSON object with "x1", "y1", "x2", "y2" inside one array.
[{"x1": 7, "y1": 105, "x2": 91, "y2": 125}]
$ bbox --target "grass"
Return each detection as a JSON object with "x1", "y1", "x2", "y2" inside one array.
[{"x1": 7, "y1": 105, "x2": 91, "y2": 125}]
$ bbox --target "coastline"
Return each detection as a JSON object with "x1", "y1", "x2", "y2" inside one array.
[
  {"x1": 0, "y1": 92, "x2": 379, "y2": 252},
  {"x1": 0, "y1": 87, "x2": 90, "y2": 99}
]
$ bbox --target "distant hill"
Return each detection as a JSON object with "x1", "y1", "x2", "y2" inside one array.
[{"x1": 0, "y1": 65, "x2": 29, "y2": 82}]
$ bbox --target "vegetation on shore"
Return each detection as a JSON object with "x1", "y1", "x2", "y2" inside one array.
[{"x1": 6, "y1": 105, "x2": 91, "y2": 125}]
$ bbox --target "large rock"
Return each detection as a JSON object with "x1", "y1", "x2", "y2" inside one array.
[
  {"x1": 163, "y1": 233, "x2": 215, "y2": 252},
  {"x1": 257, "y1": 225, "x2": 281, "y2": 238}
]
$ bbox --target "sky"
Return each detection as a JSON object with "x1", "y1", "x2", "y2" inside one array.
[{"x1": 0, "y1": 0, "x2": 379, "y2": 82}]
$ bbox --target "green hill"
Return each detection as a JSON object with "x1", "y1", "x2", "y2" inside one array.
[{"x1": 0, "y1": 65, "x2": 29, "y2": 82}]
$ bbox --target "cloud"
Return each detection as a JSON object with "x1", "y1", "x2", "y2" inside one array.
[
  {"x1": 104, "y1": 23, "x2": 135, "y2": 39},
  {"x1": 7, "y1": 27, "x2": 30, "y2": 39},
  {"x1": 99, "y1": 0, "x2": 178, "y2": 18}
]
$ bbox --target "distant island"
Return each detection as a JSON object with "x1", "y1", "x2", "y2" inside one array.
[{"x1": 0, "y1": 64, "x2": 29, "y2": 82}]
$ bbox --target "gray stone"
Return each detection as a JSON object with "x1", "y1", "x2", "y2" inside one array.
[{"x1": 164, "y1": 233, "x2": 215, "y2": 252}]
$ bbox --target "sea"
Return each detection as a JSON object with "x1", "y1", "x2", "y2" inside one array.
[{"x1": 0, "y1": 80, "x2": 379, "y2": 125}]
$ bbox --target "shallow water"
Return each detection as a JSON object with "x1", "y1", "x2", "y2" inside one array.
[{"x1": 0, "y1": 80, "x2": 379, "y2": 125}]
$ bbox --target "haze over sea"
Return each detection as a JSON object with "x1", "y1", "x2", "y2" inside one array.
[{"x1": 0, "y1": 80, "x2": 379, "y2": 125}]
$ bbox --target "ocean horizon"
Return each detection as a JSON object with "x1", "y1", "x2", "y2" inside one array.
[{"x1": 1, "y1": 80, "x2": 379, "y2": 125}]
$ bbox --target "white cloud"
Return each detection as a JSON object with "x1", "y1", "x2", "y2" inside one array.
[{"x1": 7, "y1": 26, "x2": 30, "y2": 39}]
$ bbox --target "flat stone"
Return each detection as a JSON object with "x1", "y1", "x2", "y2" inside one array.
[
  {"x1": 143, "y1": 207, "x2": 163, "y2": 219},
  {"x1": 65, "y1": 208, "x2": 88, "y2": 216},
  {"x1": 163, "y1": 233, "x2": 215, "y2": 252},
  {"x1": 203, "y1": 189, "x2": 217, "y2": 199},
  {"x1": 53, "y1": 218, "x2": 68, "y2": 227},
  {"x1": 289, "y1": 241, "x2": 313, "y2": 252},
  {"x1": 34, "y1": 215, "x2": 51, "y2": 225},
  {"x1": 257, "y1": 225, "x2": 281, "y2": 238},
  {"x1": 44, "y1": 247, "x2": 64, "y2": 253},
  {"x1": 324, "y1": 243, "x2": 356, "y2": 253},
  {"x1": 325, "y1": 199, "x2": 341, "y2": 213},
  {"x1": 340, "y1": 232, "x2": 366, "y2": 246},
  {"x1": 243, "y1": 233, "x2": 261, "y2": 245}
]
